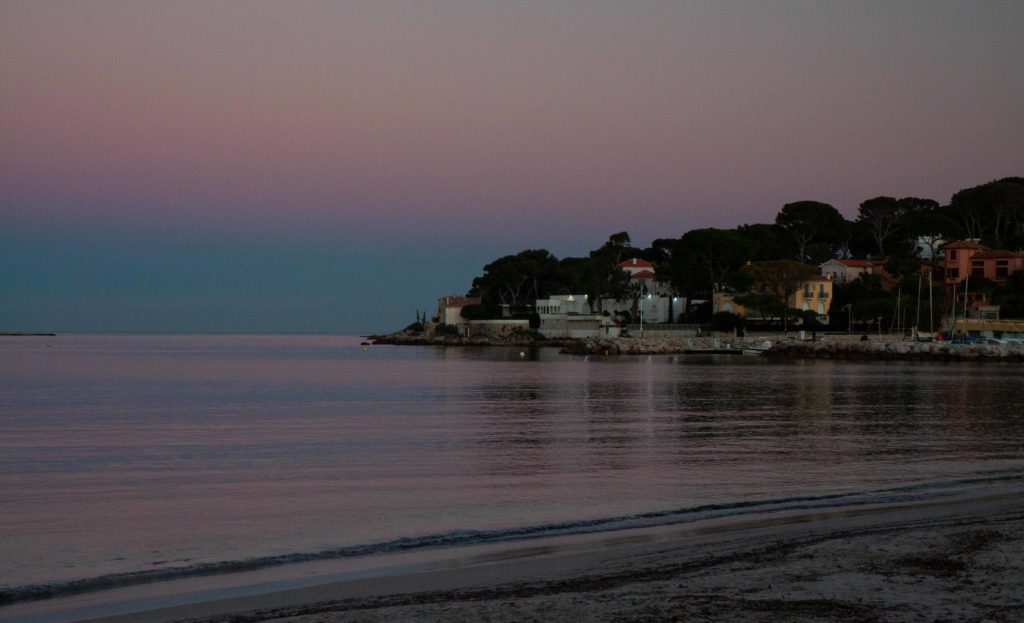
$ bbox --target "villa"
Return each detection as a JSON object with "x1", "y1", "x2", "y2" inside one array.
[
  {"x1": 819, "y1": 258, "x2": 889, "y2": 284},
  {"x1": 713, "y1": 276, "x2": 833, "y2": 323},
  {"x1": 944, "y1": 240, "x2": 1024, "y2": 285}
]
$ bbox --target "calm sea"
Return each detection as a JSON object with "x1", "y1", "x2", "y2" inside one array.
[{"x1": 2, "y1": 334, "x2": 1023, "y2": 618}]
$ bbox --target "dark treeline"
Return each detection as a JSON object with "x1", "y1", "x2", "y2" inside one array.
[{"x1": 464, "y1": 177, "x2": 1024, "y2": 329}]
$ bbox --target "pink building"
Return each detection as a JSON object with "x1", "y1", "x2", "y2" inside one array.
[{"x1": 944, "y1": 241, "x2": 1023, "y2": 285}]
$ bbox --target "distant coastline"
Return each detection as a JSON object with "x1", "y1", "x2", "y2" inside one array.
[{"x1": 0, "y1": 332, "x2": 56, "y2": 337}]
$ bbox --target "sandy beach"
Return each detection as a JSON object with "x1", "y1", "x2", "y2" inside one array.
[{"x1": 78, "y1": 492, "x2": 1024, "y2": 623}]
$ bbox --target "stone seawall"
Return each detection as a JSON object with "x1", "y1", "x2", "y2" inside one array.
[
  {"x1": 559, "y1": 336, "x2": 765, "y2": 355},
  {"x1": 368, "y1": 333, "x2": 576, "y2": 348},
  {"x1": 764, "y1": 340, "x2": 1024, "y2": 362}
]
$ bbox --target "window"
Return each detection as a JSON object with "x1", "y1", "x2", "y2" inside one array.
[
  {"x1": 804, "y1": 285, "x2": 813, "y2": 298},
  {"x1": 948, "y1": 268, "x2": 959, "y2": 279},
  {"x1": 819, "y1": 284, "x2": 828, "y2": 299},
  {"x1": 997, "y1": 260, "x2": 1009, "y2": 278},
  {"x1": 972, "y1": 260, "x2": 984, "y2": 278},
  {"x1": 950, "y1": 249, "x2": 957, "y2": 260},
  {"x1": 817, "y1": 303, "x2": 825, "y2": 315}
]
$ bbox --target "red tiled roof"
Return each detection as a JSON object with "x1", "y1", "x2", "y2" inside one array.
[
  {"x1": 973, "y1": 249, "x2": 1022, "y2": 259},
  {"x1": 631, "y1": 270, "x2": 656, "y2": 279},
  {"x1": 618, "y1": 258, "x2": 655, "y2": 268},
  {"x1": 945, "y1": 240, "x2": 988, "y2": 250},
  {"x1": 835, "y1": 258, "x2": 888, "y2": 268}
]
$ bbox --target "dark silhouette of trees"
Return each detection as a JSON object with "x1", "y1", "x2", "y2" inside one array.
[
  {"x1": 950, "y1": 178, "x2": 1024, "y2": 247},
  {"x1": 857, "y1": 196, "x2": 903, "y2": 256},
  {"x1": 775, "y1": 201, "x2": 847, "y2": 262},
  {"x1": 459, "y1": 175, "x2": 1022, "y2": 328}
]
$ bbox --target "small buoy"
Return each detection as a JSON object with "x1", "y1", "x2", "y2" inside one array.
[
  {"x1": 519, "y1": 351, "x2": 525, "y2": 359},
  {"x1": 362, "y1": 346, "x2": 368, "y2": 352}
]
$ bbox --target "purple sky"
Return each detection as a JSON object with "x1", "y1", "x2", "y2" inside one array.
[{"x1": 2, "y1": 1, "x2": 1022, "y2": 332}]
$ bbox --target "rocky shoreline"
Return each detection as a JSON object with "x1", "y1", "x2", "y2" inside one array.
[
  {"x1": 371, "y1": 332, "x2": 1024, "y2": 362},
  {"x1": 764, "y1": 339, "x2": 1024, "y2": 362},
  {"x1": 367, "y1": 333, "x2": 578, "y2": 348},
  {"x1": 558, "y1": 336, "x2": 763, "y2": 355}
]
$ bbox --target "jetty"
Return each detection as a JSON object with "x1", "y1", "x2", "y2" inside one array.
[{"x1": 764, "y1": 339, "x2": 1024, "y2": 362}]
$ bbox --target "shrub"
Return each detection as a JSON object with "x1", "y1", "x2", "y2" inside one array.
[{"x1": 711, "y1": 311, "x2": 742, "y2": 332}]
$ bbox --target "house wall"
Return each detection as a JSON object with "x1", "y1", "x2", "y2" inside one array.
[
  {"x1": 715, "y1": 280, "x2": 832, "y2": 320},
  {"x1": 441, "y1": 307, "x2": 464, "y2": 325},
  {"x1": 538, "y1": 316, "x2": 620, "y2": 338},
  {"x1": 944, "y1": 246, "x2": 978, "y2": 284},
  {"x1": 437, "y1": 296, "x2": 481, "y2": 326},
  {"x1": 820, "y1": 260, "x2": 859, "y2": 283},
  {"x1": 791, "y1": 279, "x2": 833, "y2": 317},
  {"x1": 535, "y1": 295, "x2": 591, "y2": 315},
  {"x1": 944, "y1": 245, "x2": 1024, "y2": 285}
]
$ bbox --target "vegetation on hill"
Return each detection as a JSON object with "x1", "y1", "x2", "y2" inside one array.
[{"x1": 460, "y1": 177, "x2": 1024, "y2": 329}]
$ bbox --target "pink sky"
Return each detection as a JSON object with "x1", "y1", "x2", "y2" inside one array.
[
  {"x1": 2, "y1": 1, "x2": 1022, "y2": 331},
  {"x1": 5, "y1": 1, "x2": 1022, "y2": 246}
]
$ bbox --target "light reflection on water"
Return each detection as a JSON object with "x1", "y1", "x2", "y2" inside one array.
[{"x1": 1, "y1": 334, "x2": 1023, "y2": 590}]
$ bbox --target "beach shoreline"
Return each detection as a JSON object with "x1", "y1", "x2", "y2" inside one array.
[{"x1": 71, "y1": 492, "x2": 1024, "y2": 623}]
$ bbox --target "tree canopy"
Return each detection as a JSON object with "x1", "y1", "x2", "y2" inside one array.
[
  {"x1": 775, "y1": 201, "x2": 847, "y2": 262},
  {"x1": 456, "y1": 174, "x2": 1020, "y2": 327}
]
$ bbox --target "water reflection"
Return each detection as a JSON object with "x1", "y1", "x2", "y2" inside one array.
[{"x1": 3, "y1": 336, "x2": 1024, "y2": 591}]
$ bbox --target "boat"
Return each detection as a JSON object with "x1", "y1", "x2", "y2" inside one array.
[{"x1": 740, "y1": 339, "x2": 772, "y2": 355}]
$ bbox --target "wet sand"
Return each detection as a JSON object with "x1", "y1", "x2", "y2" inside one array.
[{"x1": 81, "y1": 492, "x2": 1024, "y2": 623}]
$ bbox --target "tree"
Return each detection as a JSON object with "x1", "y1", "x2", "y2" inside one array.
[
  {"x1": 471, "y1": 249, "x2": 564, "y2": 308},
  {"x1": 587, "y1": 233, "x2": 633, "y2": 311},
  {"x1": 736, "y1": 223, "x2": 790, "y2": 261},
  {"x1": 903, "y1": 211, "x2": 964, "y2": 268},
  {"x1": 657, "y1": 228, "x2": 758, "y2": 296},
  {"x1": 857, "y1": 196, "x2": 903, "y2": 256},
  {"x1": 950, "y1": 178, "x2": 1024, "y2": 247},
  {"x1": 853, "y1": 298, "x2": 895, "y2": 330},
  {"x1": 742, "y1": 260, "x2": 819, "y2": 333},
  {"x1": 711, "y1": 311, "x2": 742, "y2": 332},
  {"x1": 775, "y1": 201, "x2": 847, "y2": 262}
]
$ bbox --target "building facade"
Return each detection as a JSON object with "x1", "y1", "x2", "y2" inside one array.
[
  {"x1": 819, "y1": 258, "x2": 888, "y2": 284},
  {"x1": 437, "y1": 295, "x2": 481, "y2": 326},
  {"x1": 944, "y1": 240, "x2": 1024, "y2": 285}
]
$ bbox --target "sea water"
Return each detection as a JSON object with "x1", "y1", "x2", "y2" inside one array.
[{"x1": 2, "y1": 334, "x2": 1023, "y2": 616}]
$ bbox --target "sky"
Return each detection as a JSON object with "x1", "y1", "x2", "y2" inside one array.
[{"x1": 2, "y1": 0, "x2": 1022, "y2": 333}]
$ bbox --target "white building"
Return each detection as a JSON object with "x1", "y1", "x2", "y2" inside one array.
[
  {"x1": 819, "y1": 258, "x2": 888, "y2": 284},
  {"x1": 618, "y1": 258, "x2": 672, "y2": 296},
  {"x1": 437, "y1": 295, "x2": 481, "y2": 326},
  {"x1": 535, "y1": 295, "x2": 620, "y2": 338}
]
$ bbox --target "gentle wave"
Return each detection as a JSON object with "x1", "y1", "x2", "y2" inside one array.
[{"x1": 2, "y1": 474, "x2": 1019, "y2": 605}]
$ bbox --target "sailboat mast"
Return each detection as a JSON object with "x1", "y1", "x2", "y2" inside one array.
[
  {"x1": 915, "y1": 272, "x2": 922, "y2": 338},
  {"x1": 962, "y1": 273, "x2": 970, "y2": 338},
  {"x1": 928, "y1": 270, "x2": 934, "y2": 333}
]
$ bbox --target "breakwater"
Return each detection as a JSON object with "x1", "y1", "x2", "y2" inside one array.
[
  {"x1": 368, "y1": 333, "x2": 576, "y2": 348},
  {"x1": 559, "y1": 336, "x2": 764, "y2": 355},
  {"x1": 764, "y1": 339, "x2": 1024, "y2": 362}
]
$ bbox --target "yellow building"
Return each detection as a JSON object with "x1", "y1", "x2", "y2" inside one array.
[
  {"x1": 792, "y1": 277, "x2": 833, "y2": 319},
  {"x1": 713, "y1": 277, "x2": 833, "y2": 321}
]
